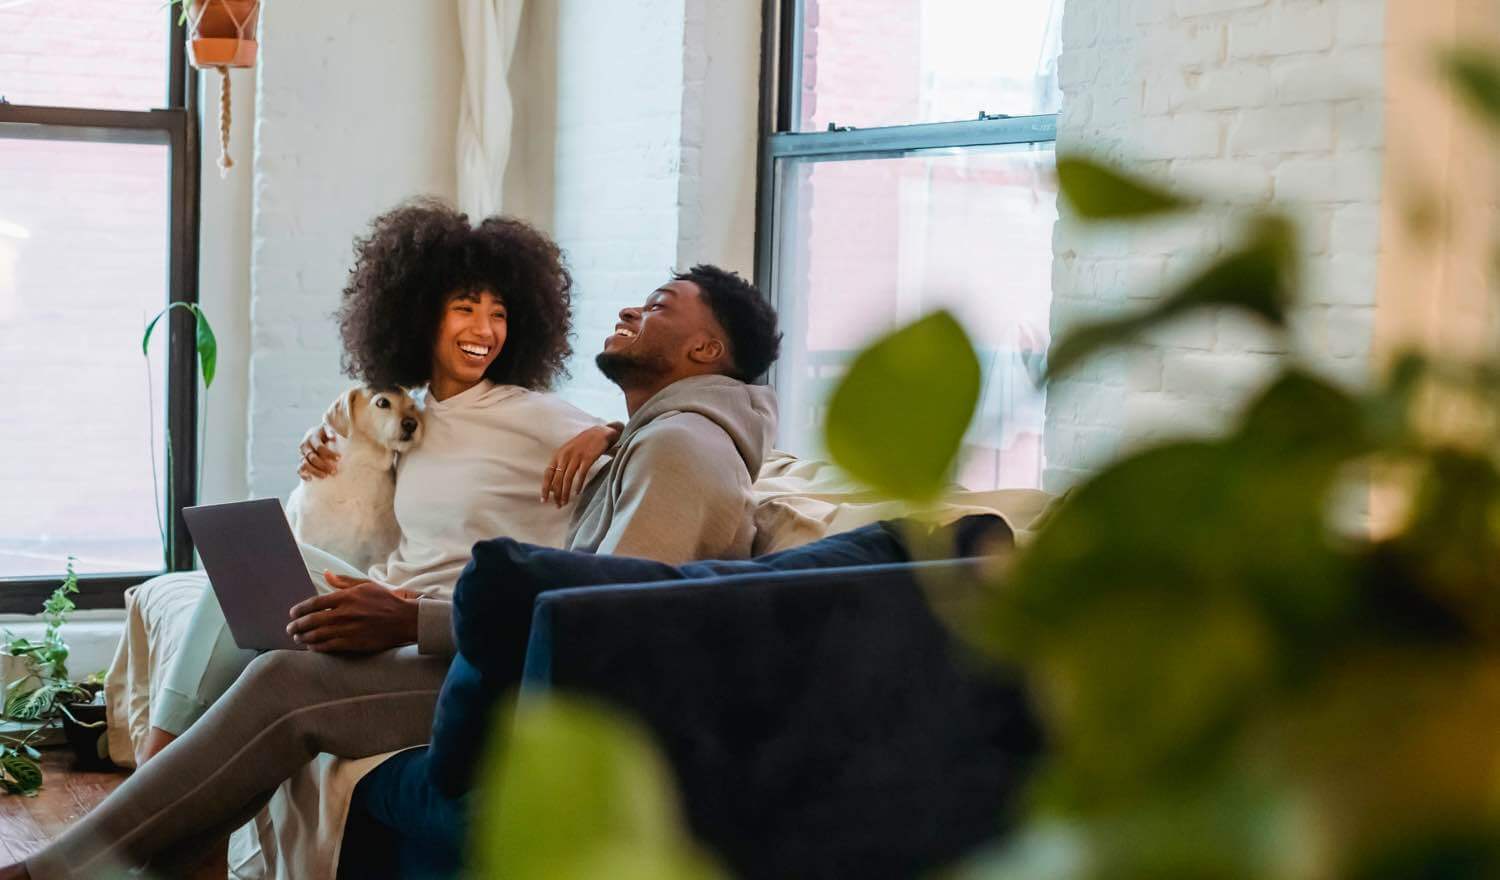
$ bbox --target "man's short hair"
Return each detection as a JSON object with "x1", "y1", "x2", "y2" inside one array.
[{"x1": 676, "y1": 264, "x2": 782, "y2": 382}]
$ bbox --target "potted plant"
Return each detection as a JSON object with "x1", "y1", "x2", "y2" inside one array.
[
  {"x1": 169, "y1": 0, "x2": 261, "y2": 174},
  {"x1": 1, "y1": 559, "x2": 98, "y2": 795}
]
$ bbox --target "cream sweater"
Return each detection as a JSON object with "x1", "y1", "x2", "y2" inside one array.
[{"x1": 364, "y1": 380, "x2": 599, "y2": 651}]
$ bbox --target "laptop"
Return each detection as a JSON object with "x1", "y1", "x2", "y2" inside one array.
[{"x1": 182, "y1": 499, "x2": 317, "y2": 651}]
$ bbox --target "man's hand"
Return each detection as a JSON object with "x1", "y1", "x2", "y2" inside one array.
[
  {"x1": 298, "y1": 424, "x2": 341, "y2": 481},
  {"x1": 286, "y1": 572, "x2": 421, "y2": 653}
]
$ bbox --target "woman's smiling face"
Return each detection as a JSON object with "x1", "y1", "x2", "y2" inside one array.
[{"x1": 431, "y1": 289, "x2": 507, "y2": 396}]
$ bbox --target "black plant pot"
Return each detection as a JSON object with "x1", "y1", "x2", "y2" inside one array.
[{"x1": 59, "y1": 698, "x2": 114, "y2": 771}]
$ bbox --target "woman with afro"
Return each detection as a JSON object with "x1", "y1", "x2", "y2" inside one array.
[{"x1": 136, "y1": 200, "x2": 620, "y2": 764}]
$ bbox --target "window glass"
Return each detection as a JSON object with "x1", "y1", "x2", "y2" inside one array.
[
  {"x1": 773, "y1": 143, "x2": 1056, "y2": 489},
  {"x1": 0, "y1": 135, "x2": 169, "y2": 577},
  {"x1": 0, "y1": 0, "x2": 169, "y2": 111},
  {"x1": 798, "y1": 0, "x2": 1064, "y2": 131}
]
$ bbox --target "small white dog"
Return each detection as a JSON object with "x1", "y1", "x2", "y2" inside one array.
[{"x1": 286, "y1": 386, "x2": 424, "y2": 572}]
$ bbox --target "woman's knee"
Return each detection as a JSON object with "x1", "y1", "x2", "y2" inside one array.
[{"x1": 238, "y1": 649, "x2": 328, "y2": 699}]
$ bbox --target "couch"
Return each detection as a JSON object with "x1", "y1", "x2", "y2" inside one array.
[{"x1": 340, "y1": 517, "x2": 1043, "y2": 879}]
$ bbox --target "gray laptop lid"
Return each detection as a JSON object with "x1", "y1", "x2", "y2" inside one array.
[{"x1": 183, "y1": 499, "x2": 316, "y2": 651}]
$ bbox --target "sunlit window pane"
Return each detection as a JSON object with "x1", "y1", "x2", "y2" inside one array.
[
  {"x1": 0, "y1": 136, "x2": 169, "y2": 577},
  {"x1": 773, "y1": 144, "x2": 1056, "y2": 490},
  {"x1": 798, "y1": 0, "x2": 1063, "y2": 131},
  {"x1": 0, "y1": 0, "x2": 168, "y2": 111}
]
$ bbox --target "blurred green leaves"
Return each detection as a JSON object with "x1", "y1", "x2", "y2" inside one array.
[
  {"x1": 142, "y1": 301, "x2": 218, "y2": 388},
  {"x1": 469, "y1": 696, "x2": 726, "y2": 880},
  {"x1": 1055, "y1": 156, "x2": 1194, "y2": 221},
  {"x1": 823, "y1": 310, "x2": 981, "y2": 501},
  {"x1": 819, "y1": 40, "x2": 1500, "y2": 880},
  {"x1": 1441, "y1": 47, "x2": 1500, "y2": 130}
]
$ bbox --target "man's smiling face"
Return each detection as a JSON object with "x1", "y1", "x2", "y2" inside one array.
[{"x1": 596, "y1": 279, "x2": 720, "y2": 387}]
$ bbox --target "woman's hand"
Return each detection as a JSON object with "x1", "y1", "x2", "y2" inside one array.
[
  {"x1": 285, "y1": 572, "x2": 421, "y2": 653},
  {"x1": 297, "y1": 423, "x2": 341, "y2": 481},
  {"x1": 541, "y1": 422, "x2": 623, "y2": 507}
]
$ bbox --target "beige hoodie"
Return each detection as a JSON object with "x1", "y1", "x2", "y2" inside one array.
[{"x1": 568, "y1": 374, "x2": 778, "y2": 563}]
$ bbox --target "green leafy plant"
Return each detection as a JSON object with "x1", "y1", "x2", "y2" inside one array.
[
  {"x1": 3, "y1": 556, "x2": 79, "y2": 684},
  {"x1": 1, "y1": 559, "x2": 91, "y2": 797},
  {"x1": 141, "y1": 301, "x2": 218, "y2": 551}
]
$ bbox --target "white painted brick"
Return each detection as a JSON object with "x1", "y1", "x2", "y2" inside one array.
[
  {"x1": 1047, "y1": 0, "x2": 1389, "y2": 480},
  {"x1": 1336, "y1": 0, "x2": 1385, "y2": 46},
  {"x1": 1176, "y1": 0, "x2": 1268, "y2": 17},
  {"x1": 1297, "y1": 205, "x2": 1334, "y2": 254},
  {"x1": 1335, "y1": 99, "x2": 1385, "y2": 150},
  {"x1": 1126, "y1": 347, "x2": 1167, "y2": 391},
  {"x1": 1229, "y1": 104, "x2": 1335, "y2": 155},
  {"x1": 1062, "y1": 4, "x2": 1100, "y2": 49},
  {"x1": 1274, "y1": 157, "x2": 1345, "y2": 201},
  {"x1": 1173, "y1": 65, "x2": 1274, "y2": 111},
  {"x1": 1325, "y1": 305, "x2": 1375, "y2": 358},
  {"x1": 1272, "y1": 49, "x2": 1383, "y2": 103},
  {"x1": 1140, "y1": 114, "x2": 1223, "y2": 159},
  {"x1": 1331, "y1": 203, "x2": 1381, "y2": 254},
  {"x1": 1170, "y1": 157, "x2": 1274, "y2": 200},
  {"x1": 1058, "y1": 47, "x2": 1103, "y2": 90},
  {"x1": 1305, "y1": 252, "x2": 1380, "y2": 305},
  {"x1": 1143, "y1": 21, "x2": 1228, "y2": 68},
  {"x1": 1134, "y1": 0, "x2": 1178, "y2": 25},
  {"x1": 1229, "y1": 4, "x2": 1335, "y2": 58},
  {"x1": 1124, "y1": 391, "x2": 1228, "y2": 441},
  {"x1": 1143, "y1": 311, "x2": 1220, "y2": 350},
  {"x1": 1217, "y1": 309, "x2": 1290, "y2": 353}
]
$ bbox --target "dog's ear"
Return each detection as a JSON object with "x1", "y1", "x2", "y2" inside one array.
[{"x1": 323, "y1": 388, "x2": 361, "y2": 438}]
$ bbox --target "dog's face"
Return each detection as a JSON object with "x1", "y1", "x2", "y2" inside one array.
[{"x1": 326, "y1": 387, "x2": 424, "y2": 453}]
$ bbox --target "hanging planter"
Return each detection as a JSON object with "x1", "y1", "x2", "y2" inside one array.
[{"x1": 184, "y1": 0, "x2": 261, "y2": 176}]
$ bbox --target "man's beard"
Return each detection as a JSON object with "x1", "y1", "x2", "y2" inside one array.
[{"x1": 595, "y1": 349, "x2": 672, "y2": 389}]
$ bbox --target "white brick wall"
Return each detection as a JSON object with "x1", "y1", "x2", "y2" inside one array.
[
  {"x1": 545, "y1": 0, "x2": 760, "y2": 422},
  {"x1": 246, "y1": 1, "x2": 461, "y2": 499},
  {"x1": 1045, "y1": 0, "x2": 1387, "y2": 491},
  {"x1": 548, "y1": 0, "x2": 691, "y2": 423}
]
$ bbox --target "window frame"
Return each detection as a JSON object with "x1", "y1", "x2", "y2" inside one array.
[
  {"x1": 0, "y1": 11, "x2": 203, "y2": 613},
  {"x1": 753, "y1": 0, "x2": 1060, "y2": 379}
]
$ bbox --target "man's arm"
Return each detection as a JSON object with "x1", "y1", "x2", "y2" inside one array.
[{"x1": 595, "y1": 419, "x2": 751, "y2": 564}]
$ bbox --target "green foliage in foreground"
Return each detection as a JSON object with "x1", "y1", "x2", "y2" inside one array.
[
  {"x1": 1, "y1": 559, "x2": 87, "y2": 797},
  {"x1": 821, "y1": 47, "x2": 1500, "y2": 880},
  {"x1": 469, "y1": 697, "x2": 726, "y2": 880}
]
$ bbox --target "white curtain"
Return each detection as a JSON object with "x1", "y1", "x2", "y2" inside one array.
[{"x1": 456, "y1": 0, "x2": 525, "y2": 218}]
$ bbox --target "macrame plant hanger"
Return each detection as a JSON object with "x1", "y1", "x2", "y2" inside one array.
[{"x1": 185, "y1": 0, "x2": 261, "y2": 177}]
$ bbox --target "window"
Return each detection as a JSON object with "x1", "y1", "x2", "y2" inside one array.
[
  {"x1": 0, "y1": 0, "x2": 201, "y2": 612},
  {"x1": 756, "y1": 0, "x2": 1062, "y2": 490}
]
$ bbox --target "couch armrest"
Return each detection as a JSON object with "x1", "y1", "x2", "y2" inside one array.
[{"x1": 519, "y1": 560, "x2": 1042, "y2": 880}]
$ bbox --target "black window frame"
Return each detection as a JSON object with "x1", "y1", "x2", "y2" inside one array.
[
  {"x1": 753, "y1": 0, "x2": 1059, "y2": 379},
  {"x1": 0, "y1": 11, "x2": 203, "y2": 613}
]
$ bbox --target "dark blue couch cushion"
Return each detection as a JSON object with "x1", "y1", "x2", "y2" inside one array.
[{"x1": 429, "y1": 518, "x2": 1004, "y2": 797}]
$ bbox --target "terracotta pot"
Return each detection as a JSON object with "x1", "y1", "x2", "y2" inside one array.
[{"x1": 187, "y1": 0, "x2": 261, "y2": 70}]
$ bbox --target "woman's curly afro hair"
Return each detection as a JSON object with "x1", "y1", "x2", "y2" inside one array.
[{"x1": 337, "y1": 199, "x2": 573, "y2": 391}]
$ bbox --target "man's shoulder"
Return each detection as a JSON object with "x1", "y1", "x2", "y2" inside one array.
[{"x1": 629, "y1": 411, "x2": 733, "y2": 452}]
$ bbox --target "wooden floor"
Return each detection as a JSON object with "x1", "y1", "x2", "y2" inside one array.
[
  {"x1": 0, "y1": 749, "x2": 224, "y2": 878},
  {"x1": 0, "y1": 748, "x2": 124, "y2": 865}
]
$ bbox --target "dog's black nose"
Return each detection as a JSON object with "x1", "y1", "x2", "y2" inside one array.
[{"x1": 401, "y1": 418, "x2": 418, "y2": 434}]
